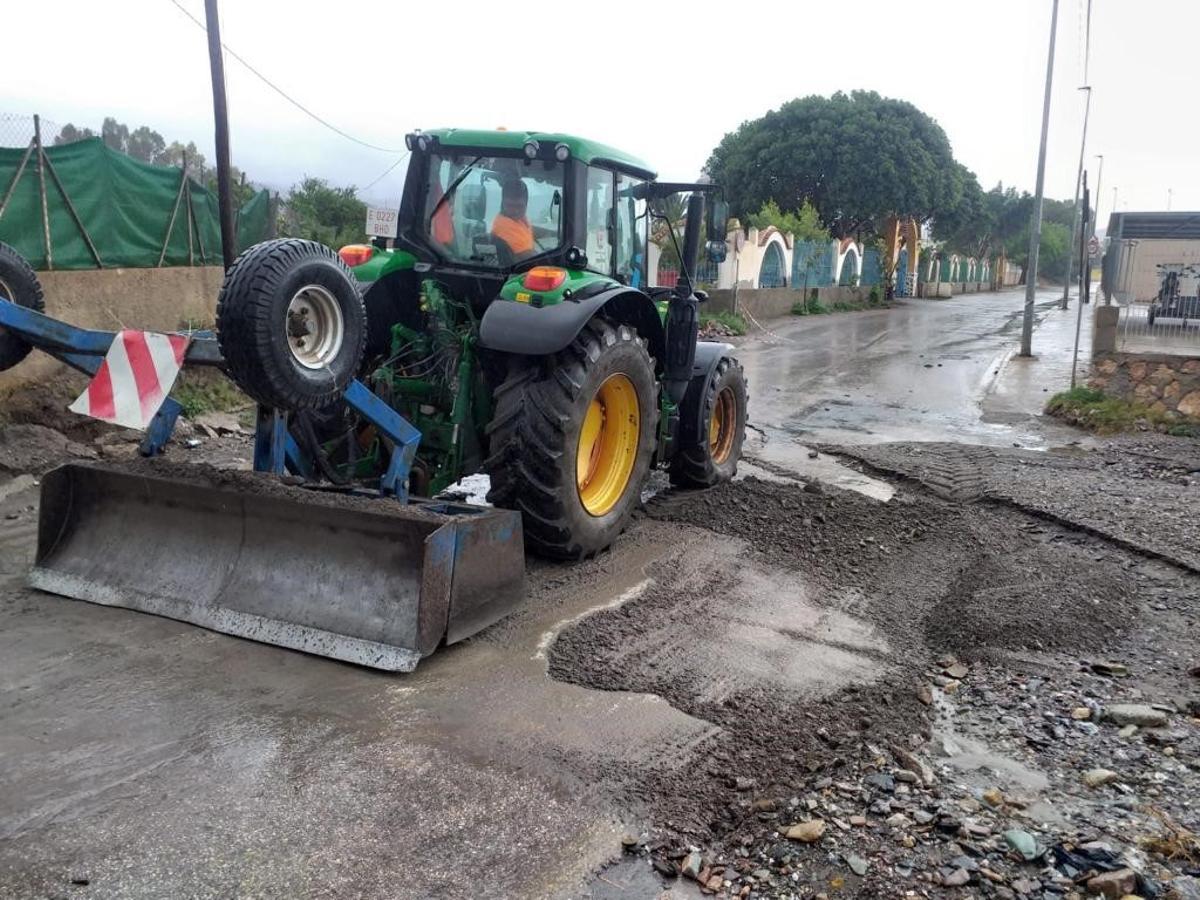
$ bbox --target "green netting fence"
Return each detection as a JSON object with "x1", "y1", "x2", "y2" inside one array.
[{"x1": 0, "y1": 137, "x2": 271, "y2": 270}]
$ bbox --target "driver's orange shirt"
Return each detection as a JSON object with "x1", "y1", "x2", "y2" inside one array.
[{"x1": 491, "y1": 214, "x2": 534, "y2": 256}]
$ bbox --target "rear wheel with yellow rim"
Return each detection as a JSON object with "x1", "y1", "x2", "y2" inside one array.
[{"x1": 485, "y1": 318, "x2": 657, "y2": 560}]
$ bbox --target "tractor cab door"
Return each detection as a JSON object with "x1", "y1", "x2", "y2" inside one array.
[{"x1": 581, "y1": 165, "x2": 648, "y2": 288}]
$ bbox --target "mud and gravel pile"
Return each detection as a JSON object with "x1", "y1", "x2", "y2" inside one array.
[{"x1": 552, "y1": 467, "x2": 1199, "y2": 898}]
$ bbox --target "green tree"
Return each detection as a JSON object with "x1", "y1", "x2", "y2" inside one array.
[
  {"x1": 126, "y1": 125, "x2": 166, "y2": 164},
  {"x1": 159, "y1": 140, "x2": 207, "y2": 178},
  {"x1": 279, "y1": 177, "x2": 366, "y2": 248},
  {"x1": 706, "y1": 91, "x2": 964, "y2": 238},
  {"x1": 54, "y1": 123, "x2": 97, "y2": 145},
  {"x1": 746, "y1": 199, "x2": 829, "y2": 242},
  {"x1": 101, "y1": 117, "x2": 130, "y2": 153}
]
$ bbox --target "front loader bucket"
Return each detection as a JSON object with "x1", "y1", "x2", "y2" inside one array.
[{"x1": 29, "y1": 464, "x2": 524, "y2": 671}]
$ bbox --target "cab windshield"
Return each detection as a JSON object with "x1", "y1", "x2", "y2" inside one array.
[{"x1": 423, "y1": 153, "x2": 564, "y2": 268}]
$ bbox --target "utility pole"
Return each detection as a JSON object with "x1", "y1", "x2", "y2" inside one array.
[
  {"x1": 204, "y1": 0, "x2": 237, "y2": 270},
  {"x1": 1060, "y1": 86, "x2": 1093, "y2": 310},
  {"x1": 1070, "y1": 172, "x2": 1090, "y2": 388},
  {"x1": 1020, "y1": 0, "x2": 1060, "y2": 357}
]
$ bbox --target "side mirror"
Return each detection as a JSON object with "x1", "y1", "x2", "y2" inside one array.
[
  {"x1": 705, "y1": 239, "x2": 728, "y2": 264},
  {"x1": 706, "y1": 198, "x2": 729, "y2": 242}
]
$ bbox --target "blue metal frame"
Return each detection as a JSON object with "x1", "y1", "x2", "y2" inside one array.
[{"x1": 1, "y1": 299, "x2": 425, "y2": 502}]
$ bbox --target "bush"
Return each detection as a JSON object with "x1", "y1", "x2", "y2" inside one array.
[
  {"x1": 172, "y1": 370, "x2": 249, "y2": 418},
  {"x1": 699, "y1": 311, "x2": 747, "y2": 336},
  {"x1": 1044, "y1": 386, "x2": 1178, "y2": 435},
  {"x1": 868, "y1": 286, "x2": 882, "y2": 306}
]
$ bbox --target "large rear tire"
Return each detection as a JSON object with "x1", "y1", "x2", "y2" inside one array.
[
  {"x1": 217, "y1": 239, "x2": 366, "y2": 411},
  {"x1": 485, "y1": 318, "x2": 658, "y2": 560},
  {"x1": 0, "y1": 241, "x2": 46, "y2": 372},
  {"x1": 669, "y1": 357, "x2": 747, "y2": 488}
]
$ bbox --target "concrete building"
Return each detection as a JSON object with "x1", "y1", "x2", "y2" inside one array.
[{"x1": 1101, "y1": 211, "x2": 1200, "y2": 304}]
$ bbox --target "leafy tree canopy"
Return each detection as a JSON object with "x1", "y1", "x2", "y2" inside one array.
[
  {"x1": 279, "y1": 177, "x2": 366, "y2": 248},
  {"x1": 706, "y1": 91, "x2": 964, "y2": 238},
  {"x1": 746, "y1": 200, "x2": 830, "y2": 243}
]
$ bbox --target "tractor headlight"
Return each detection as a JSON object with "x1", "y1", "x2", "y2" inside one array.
[
  {"x1": 554, "y1": 142, "x2": 570, "y2": 162},
  {"x1": 523, "y1": 139, "x2": 540, "y2": 159},
  {"x1": 417, "y1": 135, "x2": 430, "y2": 152},
  {"x1": 404, "y1": 133, "x2": 415, "y2": 151}
]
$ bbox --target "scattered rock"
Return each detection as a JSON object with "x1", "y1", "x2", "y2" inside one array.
[
  {"x1": 845, "y1": 854, "x2": 869, "y2": 877},
  {"x1": 863, "y1": 773, "x2": 895, "y2": 793},
  {"x1": 732, "y1": 776, "x2": 756, "y2": 791},
  {"x1": 1086, "y1": 868, "x2": 1136, "y2": 899},
  {"x1": 894, "y1": 768, "x2": 919, "y2": 784},
  {"x1": 1091, "y1": 661, "x2": 1130, "y2": 678},
  {"x1": 785, "y1": 820, "x2": 826, "y2": 843},
  {"x1": 192, "y1": 411, "x2": 243, "y2": 435},
  {"x1": 682, "y1": 852, "x2": 704, "y2": 880},
  {"x1": 1012, "y1": 877, "x2": 1041, "y2": 894},
  {"x1": 891, "y1": 746, "x2": 937, "y2": 785},
  {"x1": 982, "y1": 787, "x2": 1004, "y2": 807},
  {"x1": 1104, "y1": 704, "x2": 1168, "y2": 728},
  {"x1": 1004, "y1": 829, "x2": 1039, "y2": 861},
  {"x1": 1071, "y1": 707, "x2": 1093, "y2": 720},
  {"x1": 916, "y1": 682, "x2": 934, "y2": 706},
  {"x1": 652, "y1": 858, "x2": 678, "y2": 879},
  {"x1": 945, "y1": 662, "x2": 970, "y2": 679},
  {"x1": 849, "y1": 815, "x2": 867, "y2": 827},
  {"x1": 1082, "y1": 768, "x2": 1120, "y2": 788},
  {"x1": 942, "y1": 868, "x2": 971, "y2": 887}
]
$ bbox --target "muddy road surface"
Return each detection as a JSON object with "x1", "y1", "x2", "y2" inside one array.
[{"x1": 2, "y1": 291, "x2": 1198, "y2": 899}]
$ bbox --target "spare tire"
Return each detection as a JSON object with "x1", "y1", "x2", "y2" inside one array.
[
  {"x1": 0, "y1": 241, "x2": 47, "y2": 372},
  {"x1": 217, "y1": 239, "x2": 366, "y2": 411}
]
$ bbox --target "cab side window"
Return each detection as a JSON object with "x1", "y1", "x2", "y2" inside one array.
[
  {"x1": 584, "y1": 167, "x2": 614, "y2": 275},
  {"x1": 615, "y1": 174, "x2": 647, "y2": 287}
]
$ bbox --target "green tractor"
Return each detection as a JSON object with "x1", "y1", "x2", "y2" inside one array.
[
  {"x1": 218, "y1": 128, "x2": 748, "y2": 559},
  {"x1": 0, "y1": 127, "x2": 748, "y2": 670}
]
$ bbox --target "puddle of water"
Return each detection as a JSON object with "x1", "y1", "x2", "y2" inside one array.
[
  {"x1": 929, "y1": 689, "x2": 1065, "y2": 825},
  {"x1": 741, "y1": 426, "x2": 896, "y2": 502}
]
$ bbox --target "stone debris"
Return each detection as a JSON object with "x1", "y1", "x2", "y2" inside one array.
[
  {"x1": 784, "y1": 820, "x2": 825, "y2": 843},
  {"x1": 1103, "y1": 704, "x2": 1169, "y2": 728},
  {"x1": 1081, "y1": 768, "x2": 1120, "y2": 788}
]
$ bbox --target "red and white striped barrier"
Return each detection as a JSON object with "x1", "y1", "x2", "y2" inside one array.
[{"x1": 69, "y1": 330, "x2": 190, "y2": 429}]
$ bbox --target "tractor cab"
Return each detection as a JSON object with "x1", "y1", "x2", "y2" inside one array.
[{"x1": 390, "y1": 130, "x2": 660, "y2": 305}]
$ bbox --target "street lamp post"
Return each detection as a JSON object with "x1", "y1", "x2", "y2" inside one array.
[{"x1": 1020, "y1": 0, "x2": 1060, "y2": 357}]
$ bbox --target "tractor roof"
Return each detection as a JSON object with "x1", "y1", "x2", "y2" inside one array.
[{"x1": 423, "y1": 128, "x2": 656, "y2": 180}]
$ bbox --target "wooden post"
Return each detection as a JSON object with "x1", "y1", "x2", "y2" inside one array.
[
  {"x1": 159, "y1": 162, "x2": 190, "y2": 267},
  {"x1": 0, "y1": 140, "x2": 34, "y2": 222},
  {"x1": 189, "y1": 180, "x2": 207, "y2": 265},
  {"x1": 33, "y1": 115, "x2": 52, "y2": 270},
  {"x1": 43, "y1": 153, "x2": 103, "y2": 268},
  {"x1": 204, "y1": 0, "x2": 237, "y2": 270}
]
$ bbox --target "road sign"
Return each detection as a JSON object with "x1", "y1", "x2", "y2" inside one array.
[
  {"x1": 1087, "y1": 235, "x2": 1101, "y2": 258},
  {"x1": 365, "y1": 206, "x2": 398, "y2": 238}
]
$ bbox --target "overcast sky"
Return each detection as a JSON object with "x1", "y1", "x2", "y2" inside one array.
[{"x1": 3, "y1": 0, "x2": 1195, "y2": 222}]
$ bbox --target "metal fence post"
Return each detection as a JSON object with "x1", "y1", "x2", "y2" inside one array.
[{"x1": 33, "y1": 115, "x2": 52, "y2": 270}]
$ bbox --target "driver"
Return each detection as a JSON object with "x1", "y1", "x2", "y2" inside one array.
[{"x1": 490, "y1": 178, "x2": 535, "y2": 259}]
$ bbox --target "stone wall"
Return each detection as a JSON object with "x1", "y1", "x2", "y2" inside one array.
[
  {"x1": 0, "y1": 266, "x2": 224, "y2": 398},
  {"x1": 704, "y1": 285, "x2": 877, "y2": 319},
  {"x1": 1090, "y1": 352, "x2": 1200, "y2": 420}
]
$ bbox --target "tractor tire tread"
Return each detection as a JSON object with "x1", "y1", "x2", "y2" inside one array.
[{"x1": 0, "y1": 241, "x2": 47, "y2": 372}]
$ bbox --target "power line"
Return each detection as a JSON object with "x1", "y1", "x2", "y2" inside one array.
[
  {"x1": 167, "y1": 0, "x2": 405, "y2": 154},
  {"x1": 358, "y1": 152, "x2": 410, "y2": 194}
]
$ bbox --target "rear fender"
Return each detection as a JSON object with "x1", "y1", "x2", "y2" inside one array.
[
  {"x1": 479, "y1": 287, "x2": 666, "y2": 367},
  {"x1": 676, "y1": 341, "x2": 734, "y2": 449}
]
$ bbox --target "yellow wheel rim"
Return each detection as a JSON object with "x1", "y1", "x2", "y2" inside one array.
[
  {"x1": 709, "y1": 387, "x2": 737, "y2": 465},
  {"x1": 576, "y1": 374, "x2": 640, "y2": 517}
]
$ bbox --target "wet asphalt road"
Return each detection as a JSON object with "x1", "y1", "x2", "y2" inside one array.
[{"x1": 0, "y1": 289, "x2": 1093, "y2": 899}]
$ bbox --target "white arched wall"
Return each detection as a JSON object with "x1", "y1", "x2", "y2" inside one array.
[{"x1": 834, "y1": 242, "x2": 862, "y2": 285}]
